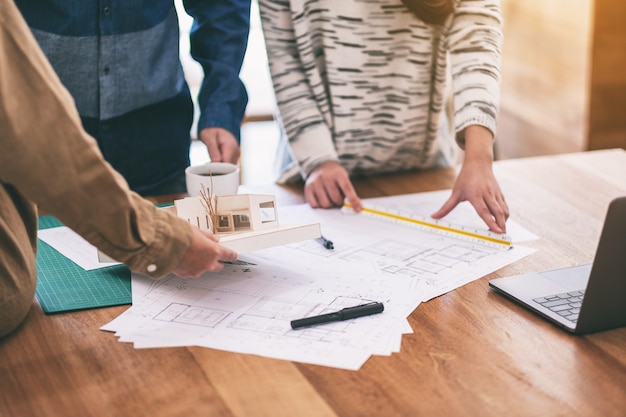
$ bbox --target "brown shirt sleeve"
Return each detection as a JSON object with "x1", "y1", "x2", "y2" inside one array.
[{"x1": 0, "y1": 0, "x2": 192, "y2": 278}]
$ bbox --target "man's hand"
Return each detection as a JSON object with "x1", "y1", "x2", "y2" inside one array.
[
  {"x1": 199, "y1": 127, "x2": 240, "y2": 164},
  {"x1": 304, "y1": 161, "x2": 362, "y2": 212},
  {"x1": 172, "y1": 227, "x2": 238, "y2": 278}
]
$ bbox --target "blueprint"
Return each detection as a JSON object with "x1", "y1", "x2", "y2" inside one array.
[
  {"x1": 103, "y1": 191, "x2": 536, "y2": 370},
  {"x1": 103, "y1": 260, "x2": 423, "y2": 370}
]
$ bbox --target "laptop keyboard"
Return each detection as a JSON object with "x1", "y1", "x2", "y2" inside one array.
[{"x1": 533, "y1": 291, "x2": 585, "y2": 323}]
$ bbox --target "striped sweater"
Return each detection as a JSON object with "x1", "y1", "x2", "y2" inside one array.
[{"x1": 258, "y1": 0, "x2": 502, "y2": 182}]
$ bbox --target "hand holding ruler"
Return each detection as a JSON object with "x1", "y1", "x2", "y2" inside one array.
[{"x1": 342, "y1": 201, "x2": 512, "y2": 251}]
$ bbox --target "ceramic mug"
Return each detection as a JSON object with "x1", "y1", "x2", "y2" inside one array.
[{"x1": 185, "y1": 162, "x2": 240, "y2": 197}]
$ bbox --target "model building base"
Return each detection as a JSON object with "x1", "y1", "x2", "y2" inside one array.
[{"x1": 218, "y1": 222, "x2": 321, "y2": 252}]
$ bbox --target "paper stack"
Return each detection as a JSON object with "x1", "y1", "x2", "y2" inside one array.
[{"x1": 102, "y1": 192, "x2": 537, "y2": 370}]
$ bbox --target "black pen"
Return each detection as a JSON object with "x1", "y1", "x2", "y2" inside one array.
[
  {"x1": 316, "y1": 235, "x2": 334, "y2": 250},
  {"x1": 290, "y1": 301, "x2": 384, "y2": 329}
]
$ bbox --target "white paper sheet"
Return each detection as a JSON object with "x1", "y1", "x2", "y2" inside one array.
[
  {"x1": 102, "y1": 191, "x2": 537, "y2": 370},
  {"x1": 38, "y1": 226, "x2": 120, "y2": 270}
]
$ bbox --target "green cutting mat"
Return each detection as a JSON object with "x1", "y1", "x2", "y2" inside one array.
[{"x1": 36, "y1": 216, "x2": 131, "y2": 314}]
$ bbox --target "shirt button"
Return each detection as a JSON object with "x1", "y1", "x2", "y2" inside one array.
[
  {"x1": 147, "y1": 264, "x2": 157, "y2": 273},
  {"x1": 103, "y1": 66, "x2": 110, "y2": 75},
  {"x1": 103, "y1": 7, "x2": 111, "y2": 16}
]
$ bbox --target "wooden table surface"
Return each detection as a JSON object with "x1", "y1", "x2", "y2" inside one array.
[{"x1": 2, "y1": 149, "x2": 626, "y2": 417}]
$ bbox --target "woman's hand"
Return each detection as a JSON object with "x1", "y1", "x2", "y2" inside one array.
[
  {"x1": 304, "y1": 161, "x2": 362, "y2": 212},
  {"x1": 431, "y1": 126, "x2": 509, "y2": 233}
]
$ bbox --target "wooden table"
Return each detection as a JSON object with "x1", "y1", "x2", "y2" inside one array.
[{"x1": 2, "y1": 149, "x2": 625, "y2": 417}]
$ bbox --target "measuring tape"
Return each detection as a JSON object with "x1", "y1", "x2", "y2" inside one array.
[{"x1": 342, "y1": 201, "x2": 512, "y2": 250}]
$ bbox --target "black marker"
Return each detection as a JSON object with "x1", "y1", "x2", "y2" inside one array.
[
  {"x1": 317, "y1": 235, "x2": 334, "y2": 250},
  {"x1": 290, "y1": 302, "x2": 384, "y2": 329}
]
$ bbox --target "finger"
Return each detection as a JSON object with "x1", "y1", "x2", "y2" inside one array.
[
  {"x1": 224, "y1": 149, "x2": 240, "y2": 165},
  {"x1": 498, "y1": 195, "x2": 510, "y2": 220},
  {"x1": 220, "y1": 248, "x2": 238, "y2": 264},
  {"x1": 304, "y1": 183, "x2": 321, "y2": 208},
  {"x1": 313, "y1": 185, "x2": 334, "y2": 208},
  {"x1": 326, "y1": 181, "x2": 347, "y2": 206},
  {"x1": 205, "y1": 261, "x2": 226, "y2": 273},
  {"x1": 206, "y1": 250, "x2": 237, "y2": 273},
  {"x1": 198, "y1": 229, "x2": 220, "y2": 242},
  {"x1": 474, "y1": 199, "x2": 503, "y2": 233},
  {"x1": 338, "y1": 180, "x2": 361, "y2": 212},
  {"x1": 431, "y1": 195, "x2": 461, "y2": 219},
  {"x1": 486, "y1": 199, "x2": 508, "y2": 234},
  {"x1": 204, "y1": 138, "x2": 223, "y2": 162},
  {"x1": 487, "y1": 191, "x2": 509, "y2": 231},
  {"x1": 220, "y1": 142, "x2": 240, "y2": 164},
  {"x1": 197, "y1": 251, "x2": 236, "y2": 275},
  {"x1": 305, "y1": 180, "x2": 336, "y2": 208}
]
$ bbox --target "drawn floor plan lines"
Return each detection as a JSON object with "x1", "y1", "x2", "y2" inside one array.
[
  {"x1": 248, "y1": 201, "x2": 537, "y2": 301},
  {"x1": 103, "y1": 192, "x2": 538, "y2": 370},
  {"x1": 336, "y1": 239, "x2": 493, "y2": 276},
  {"x1": 227, "y1": 295, "x2": 383, "y2": 342},
  {"x1": 155, "y1": 303, "x2": 230, "y2": 327}
]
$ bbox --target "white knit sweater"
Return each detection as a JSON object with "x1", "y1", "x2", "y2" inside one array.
[{"x1": 258, "y1": 0, "x2": 502, "y2": 182}]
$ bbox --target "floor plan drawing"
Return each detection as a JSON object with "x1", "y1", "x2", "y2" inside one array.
[{"x1": 103, "y1": 191, "x2": 537, "y2": 369}]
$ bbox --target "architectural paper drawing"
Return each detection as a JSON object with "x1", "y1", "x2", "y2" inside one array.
[{"x1": 103, "y1": 191, "x2": 537, "y2": 369}]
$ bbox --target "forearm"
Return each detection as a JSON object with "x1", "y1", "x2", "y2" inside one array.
[
  {"x1": 184, "y1": 0, "x2": 251, "y2": 141},
  {"x1": 258, "y1": 0, "x2": 337, "y2": 177},
  {"x1": 462, "y1": 125, "x2": 495, "y2": 166},
  {"x1": 450, "y1": 0, "x2": 503, "y2": 147}
]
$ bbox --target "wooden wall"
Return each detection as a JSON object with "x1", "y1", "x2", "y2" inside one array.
[
  {"x1": 496, "y1": 0, "x2": 626, "y2": 160},
  {"x1": 587, "y1": 0, "x2": 626, "y2": 151}
]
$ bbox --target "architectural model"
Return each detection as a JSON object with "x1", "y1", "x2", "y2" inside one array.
[
  {"x1": 168, "y1": 194, "x2": 321, "y2": 253},
  {"x1": 98, "y1": 194, "x2": 320, "y2": 263}
]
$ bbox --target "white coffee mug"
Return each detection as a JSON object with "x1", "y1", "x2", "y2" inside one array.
[{"x1": 185, "y1": 162, "x2": 240, "y2": 197}]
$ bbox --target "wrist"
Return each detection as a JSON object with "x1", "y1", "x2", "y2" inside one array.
[{"x1": 463, "y1": 125, "x2": 494, "y2": 163}]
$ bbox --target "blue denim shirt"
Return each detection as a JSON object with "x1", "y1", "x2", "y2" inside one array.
[{"x1": 16, "y1": 0, "x2": 250, "y2": 195}]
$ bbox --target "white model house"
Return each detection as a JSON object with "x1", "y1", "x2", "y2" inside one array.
[
  {"x1": 99, "y1": 193, "x2": 320, "y2": 259},
  {"x1": 174, "y1": 194, "x2": 278, "y2": 234}
]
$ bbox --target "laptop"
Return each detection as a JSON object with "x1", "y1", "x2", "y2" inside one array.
[{"x1": 489, "y1": 196, "x2": 626, "y2": 334}]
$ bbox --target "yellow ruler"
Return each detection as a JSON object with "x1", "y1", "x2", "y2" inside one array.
[{"x1": 342, "y1": 201, "x2": 512, "y2": 250}]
